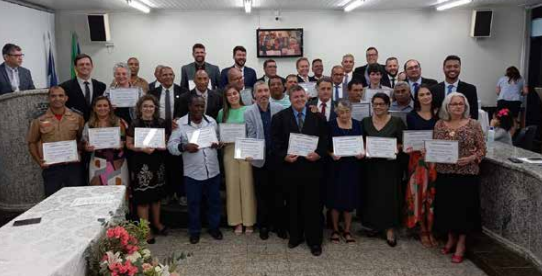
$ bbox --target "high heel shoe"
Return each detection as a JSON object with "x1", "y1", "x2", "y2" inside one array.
[
  {"x1": 441, "y1": 246, "x2": 455, "y2": 255},
  {"x1": 451, "y1": 254, "x2": 464, "y2": 263}
]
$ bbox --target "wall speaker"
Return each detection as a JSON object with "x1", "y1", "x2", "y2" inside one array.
[
  {"x1": 471, "y1": 10, "x2": 493, "y2": 38},
  {"x1": 87, "y1": 14, "x2": 111, "y2": 42}
]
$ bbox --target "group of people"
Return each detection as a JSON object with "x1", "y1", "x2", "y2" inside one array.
[{"x1": 3, "y1": 41, "x2": 526, "y2": 260}]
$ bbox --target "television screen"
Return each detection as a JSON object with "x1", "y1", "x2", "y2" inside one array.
[{"x1": 257, "y1": 28, "x2": 303, "y2": 58}]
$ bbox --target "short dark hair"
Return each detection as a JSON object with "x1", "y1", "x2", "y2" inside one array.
[
  {"x1": 316, "y1": 77, "x2": 333, "y2": 87},
  {"x1": 74, "y1": 54, "x2": 93, "y2": 66},
  {"x1": 2, "y1": 43, "x2": 21, "y2": 56},
  {"x1": 312, "y1": 58, "x2": 322, "y2": 65},
  {"x1": 366, "y1": 47, "x2": 378, "y2": 54},
  {"x1": 233, "y1": 45, "x2": 246, "y2": 55},
  {"x1": 443, "y1": 55, "x2": 461, "y2": 66},
  {"x1": 48, "y1": 86, "x2": 66, "y2": 96},
  {"x1": 367, "y1": 64, "x2": 381, "y2": 75},
  {"x1": 286, "y1": 74, "x2": 297, "y2": 81},
  {"x1": 268, "y1": 75, "x2": 284, "y2": 86},
  {"x1": 188, "y1": 94, "x2": 204, "y2": 106},
  {"x1": 371, "y1": 92, "x2": 391, "y2": 105},
  {"x1": 263, "y1": 59, "x2": 276, "y2": 69},
  {"x1": 347, "y1": 79, "x2": 364, "y2": 91},
  {"x1": 192, "y1": 43, "x2": 205, "y2": 52},
  {"x1": 385, "y1": 57, "x2": 398, "y2": 65}
]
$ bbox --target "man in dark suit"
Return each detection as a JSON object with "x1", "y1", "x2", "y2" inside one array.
[
  {"x1": 296, "y1": 57, "x2": 316, "y2": 83},
  {"x1": 311, "y1": 58, "x2": 325, "y2": 80},
  {"x1": 180, "y1": 43, "x2": 220, "y2": 90},
  {"x1": 385, "y1": 57, "x2": 400, "y2": 89},
  {"x1": 148, "y1": 65, "x2": 164, "y2": 91},
  {"x1": 430, "y1": 55, "x2": 478, "y2": 119},
  {"x1": 404, "y1": 59, "x2": 438, "y2": 97},
  {"x1": 175, "y1": 69, "x2": 222, "y2": 120},
  {"x1": 220, "y1": 46, "x2": 257, "y2": 89},
  {"x1": 353, "y1": 47, "x2": 390, "y2": 88},
  {"x1": 257, "y1": 59, "x2": 285, "y2": 84},
  {"x1": 0, "y1": 43, "x2": 35, "y2": 94},
  {"x1": 59, "y1": 54, "x2": 106, "y2": 121},
  {"x1": 307, "y1": 77, "x2": 336, "y2": 122},
  {"x1": 271, "y1": 85, "x2": 328, "y2": 256}
]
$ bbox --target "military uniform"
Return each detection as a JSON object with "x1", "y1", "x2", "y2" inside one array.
[{"x1": 27, "y1": 108, "x2": 85, "y2": 196}]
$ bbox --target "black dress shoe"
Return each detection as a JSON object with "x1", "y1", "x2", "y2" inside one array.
[
  {"x1": 209, "y1": 229, "x2": 223, "y2": 240},
  {"x1": 386, "y1": 238, "x2": 397, "y2": 247},
  {"x1": 277, "y1": 229, "x2": 288, "y2": 240},
  {"x1": 288, "y1": 239, "x2": 304, "y2": 249},
  {"x1": 259, "y1": 228, "x2": 269, "y2": 240},
  {"x1": 310, "y1": 245, "x2": 322, "y2": 256},
  {"x1": 189, "y1": 234, "x2": 200, "y2": 244}
]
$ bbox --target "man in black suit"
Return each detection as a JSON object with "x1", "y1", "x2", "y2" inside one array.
[
  {"x1": 385, "y1": 57, "x2": 400, "y2": 88},
  {"x1": 430, "y1": 55, "x2": 478, "y2": 119},
  {"x1": 148, "y1": 65, "x2": 164, "y2": 91},
  {"x1": 353, "y1": 47, "x2": 390, "y2": 88},
  {"x1": 0, "y1": 43, "x2": 35, "y2": 94},
  {"x1": 59, "y1": 54, "x2": 106, "y2": 121},
  {"x1": 311, "y1": 58, "x2": 325, "y2": 80},
  {"x1": 307, "y1": 77, "x2": 336, "y2": 122},
  {"x1": 257, "y1": 59, "x2": 285, "y2": 84},
  {"x1": 271, "y1": 85, "x2": 328, "y2": 256},
  {"x1": 296, "y1": 57, "x2": 316, "y2": 83},
  {"x1": 175, "y1": 69, "x2": 222, "y2": 120},
  {"x1": 220, "y1": 46, "x2": 258, "y2": 89},
  {"x1": 404, "y1": 59, "x2": 438, "y2": 97}
]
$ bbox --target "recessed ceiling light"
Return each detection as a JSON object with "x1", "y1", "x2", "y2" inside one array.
[
  {"x1": 344, "y1": 0, "x2": 365, "y2": 12},
  {"x1": 126, "y1": 0, "x2": 151, "y2": 13},
  {"x1": 436, "y1": 0, "x2": 472, "y2": 11}
]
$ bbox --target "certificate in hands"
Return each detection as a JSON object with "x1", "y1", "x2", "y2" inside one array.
[
  {"x1": 287, "y1": 133, "x2": 319, "y2": 157},
  {"x1": 299, "y1": 82, "x2": 318, "y2": 98},
  {"x1": 187, "y1": 127, "x2": 218, "y2": 148},
  {"x1": 234, "y1": 138, "x2": 265, "y2": 160},
  {"x1": 365, "y1": 136, "x2": 397, "y2": 159},
  {"x1": 43, "y1": 140, "x2": 79, "y2": 165},
  {"x1": 88, "y1": 127, "x2": 121, "y2": 150},
  {"x1": 364, "y1": 88, "x2": 391, "y2": 102},
  {"x1": 351, "y1": 103, "x2": 371, "y2": 121},
  {"x1": 403, "y1": 130, "x2": 433, "y2": 152},
  {"x1": 333, "y1": 136, "x2": 364, "y2": 157},
  {"x1": 424, "y1": 140, "x2": 459, "y2": 164},
  {"x1": 109, "y1": 88, "x2": 140, "y2": 108},
  {"x1": 219, "y1": 124, "x2": 246, "y2": 143},
  {"x1": 134, "y1": 128, "x2": 165, "y2": 149}
]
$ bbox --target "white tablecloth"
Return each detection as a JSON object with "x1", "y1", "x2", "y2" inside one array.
[{"x1": 0, "y1": 186, "x2": 126, "y2": 276}]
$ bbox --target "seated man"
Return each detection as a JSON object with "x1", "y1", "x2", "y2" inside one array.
[
  {"x1": 0, "y1": 43, "x2": 35, "y2": 94},
  {"x1": 390, "y1": 81, "x2": 413, "y2": 112}
]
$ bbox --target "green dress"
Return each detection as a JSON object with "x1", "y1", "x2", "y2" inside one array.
[{"x1": 360, "y1": 116, "x2": 405, "y2": 231}]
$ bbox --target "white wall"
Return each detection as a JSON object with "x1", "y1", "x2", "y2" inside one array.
[
  {"x1": 55, "y1": 6, "x2": 526, "y2": 106},
  {"x1": 0, "y1": 0, "x2": 55, "y2": 89}
]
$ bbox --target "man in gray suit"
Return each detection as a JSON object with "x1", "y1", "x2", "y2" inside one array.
[
  {"x1": 0, "y1": 43, "x2": 35, "y2": 95},
  {"x1": 244, "y1": 80, "x2": 285, "y2": 241},
  {"x1": 180, "y1": 43, "x2": 220, "y2": 90}
]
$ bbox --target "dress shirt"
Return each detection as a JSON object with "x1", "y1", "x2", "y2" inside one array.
[
  {"x1": 390, "y1": 100, "x2": 414, "y2": 112},
  {"x1": 333, "y1": 84, "x2": 344, "y2": 101},
  {"x1": 159, "y1": 84, "x2": 176, "y2": 120},
  {"x1": 167, "y1": 114, "x2": 220, "y2": 181},
  {"x1": 317, "y1": 99, "x2": 331, "y2": 121},
  {"x1": 444, "y1": 79, "x2": 459, "y2": 95},
  {"x1": 497, "y1": 76, "x2": 525, "y2": 102},
  {"x1": 77, "y1": 77, "x2": 94, "y2": 102},
  {"x1": 196, "y1": 89, "x2": 209, "y2": 112},
  {"x1": 258, "y1": 104, "x2": 272, "y2": 153},
  {"x1": 5, "y1": 65, "x2": 19, "y2": 91},
  {"x1": 292, "y1": 106, "x2": 307, "y2": 128}
]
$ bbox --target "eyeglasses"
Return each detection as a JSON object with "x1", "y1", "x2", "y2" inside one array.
[
  {"x1": 372, "y1": 103, "x2": 388, "y2": 107},
  {"x1": 448, "y1": 103, "x2": 465, "y2": 107}
]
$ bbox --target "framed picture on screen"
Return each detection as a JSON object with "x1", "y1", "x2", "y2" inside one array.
[{"x1": 256, "y1": 28, "x2": 303, "y2": 58}]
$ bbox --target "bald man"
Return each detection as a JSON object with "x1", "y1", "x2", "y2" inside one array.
[{"x1": 175, "y1": 69, "x2": 223, "y2": 119}]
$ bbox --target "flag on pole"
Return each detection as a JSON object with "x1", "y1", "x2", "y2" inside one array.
[
  {"x1": 70, "y1": 32, "x2": 81, "y2": 79},
  {"x1": 47, "y1": 32, "x2": 58, "y2": 87}
]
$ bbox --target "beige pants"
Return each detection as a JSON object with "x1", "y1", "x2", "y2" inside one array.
[{"x1": 223, "y1": 144, "x2": 256, "y2": 226}]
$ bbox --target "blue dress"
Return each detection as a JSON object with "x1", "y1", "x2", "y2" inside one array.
[{"x1": 326, "y1": 119, "x2": 362, "y2": 212}]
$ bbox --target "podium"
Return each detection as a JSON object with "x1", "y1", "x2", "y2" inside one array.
[{"x1": 0, "y1": 90, "x2": 49, "y2": 211}]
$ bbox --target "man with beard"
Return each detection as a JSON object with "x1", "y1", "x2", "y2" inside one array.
[
  {"x1": 353, "y1": 47, "x2": 390, "y2": 87},
  {"x1": 385, "y1": 57, "x2": 399, "y2": 88},
  {"x1": 430, "y1": 55, "x2": 478, "y2": 119},
  {"x1": 180, "y1": 43, "x2": 220, "y2": 90},
  {"x1": 220, "y1": 46, "x2": 257, "y2": 89}
]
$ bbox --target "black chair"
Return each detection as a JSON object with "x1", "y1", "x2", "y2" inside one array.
[{"x1": 513, "y1": 125, "x2": 538, "y2": 151}]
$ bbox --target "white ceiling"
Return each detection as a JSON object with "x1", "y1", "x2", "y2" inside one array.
[{"x1": 21, "y1": 0, "x2": 542, "y2": 11}]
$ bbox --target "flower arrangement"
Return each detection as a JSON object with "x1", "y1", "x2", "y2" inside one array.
[{"x1": 88, "y1": 219, "x2": 190, "y2": 276}]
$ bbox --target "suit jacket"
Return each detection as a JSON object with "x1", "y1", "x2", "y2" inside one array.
[
  {"x1": 174, "y1": 89, "x2": 223, "y2": 120},
  {"x1": 352, "y1": 63, "x2": 390, "y2": 88},
  {"x1": 148, "y1": 80, "x2": 160, "y2": 91},
  {"x1": 60, "y1": 77, "x2": 106, "y2": 121},
  {"x1": 256, "y1": 75, "x2": 286, "y2": 85},
  {"x1": 244, "y1": 102, "x2": 284, "y2": 168},
  {"x1": 307, "y1": 98, "x2": 337, "y2": 122},
  {"x1": 271, "y1": 106, "x2": 329, "y2": 174},
  {"x1": 180, "y1": 62, "x2": 220, "y2": 90},
  {"x1": 220, "y1": 66, "x2": 258, "y2": 89},
  {"x1": 297, "y1": 75, "x2": 317, "y2": 83},
  {"x1": 431, "y1": 80, "x2": 478, "y2": 120},
  {"x1": 148, "y1": 84, "x2": 189, "y2": 134},
  {"x1": 0, "y1": 63, "x2": 35, "y2": 94}
]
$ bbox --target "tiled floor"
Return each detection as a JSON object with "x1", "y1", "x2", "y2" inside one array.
[{"x1": 148, "y1": 227, "x2": 488, "y2": 276}]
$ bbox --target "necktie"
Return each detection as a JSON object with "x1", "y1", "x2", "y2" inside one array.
[
  {"x1": 297, "y1": 112, "x2": 304, "y2": 132},
  {"x1": 84, "y1": 81, "x2": 91, "y2": 105},
  {"x1": 391, "y1": 77, "x2": 396, "y2": 88},
  {"x1": 412, "y1": 83, "x2": 419, "y2": 94},
  {"x1": 335, "y1": 85, "x2": 340, "y2": 100},
  {"x1": 320, "y1": 102, "x2": 326, "y2": 118},
  {"x1": 447, "y1": 84, "x2": 454, "y2": 95},
  {"x1": 343, "y1": 74, "x2": 349, "y2": 88},
  {"x1": 165, "y1": 89, "x2": 172, "y2": 122}
]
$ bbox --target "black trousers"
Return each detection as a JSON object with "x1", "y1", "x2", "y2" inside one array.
[
  {"x1": 253, "y1": 164, "x2": 287, "y2": 231},
  {"x1": 42, "y1": 162, "x2": 84, "y2": 197},
  {"x1": 165, "y1": 153, "x2": 184, "y2": 197}
]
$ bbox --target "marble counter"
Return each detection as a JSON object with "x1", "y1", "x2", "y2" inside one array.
[{"x1": 480, "y1": 142, "x2": 542, "y2": 269}]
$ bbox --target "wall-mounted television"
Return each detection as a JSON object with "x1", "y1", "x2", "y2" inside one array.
[{"x1": 257, "y1": 28, "x2": 303, "y2": 58}]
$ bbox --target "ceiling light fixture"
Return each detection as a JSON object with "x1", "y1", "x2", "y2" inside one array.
[
  {"x1": 244, "y1": 0, "x2": 252, "y2": 13},
  {"x1": 126, "y1": 0, "x2": 151, "y2": 13},
  {"x1": 338, "y1": 0, "x2": 354, "y2": 7},
  {"x1": 344, "y1": 0, "x2": 365, "y2": 12},
  {"x1": 138, "y1": 0, "x2": 156, "y2": 8},
  {"x1": 436, "y1": 0, "x2": 472, "y2": 11}
]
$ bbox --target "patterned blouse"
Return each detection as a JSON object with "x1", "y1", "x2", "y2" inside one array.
[{"x1": 433, "y1": 119, "x2": 486, "y2": 175}]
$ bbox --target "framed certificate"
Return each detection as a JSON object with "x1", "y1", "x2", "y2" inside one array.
[
  {"x1": 234, "y1": 138, "x2": 265, "y2": 160},
  {"x1": 365, "y1": 136, "x2": 397, "y2": 159},
  {"x1": 134, "y1": 128, "x2": 165, "y2": 148},
  {"x1": 109, "y1": 88, "x2": 140, "y2": 108},
  {"x1": 287, "y1": 133, "x2": 319, "y2": 157},
  {"x1": 351, "y1": 102, "x2": 371, "y2": 121},
  {"x1": 42, "y1": 140, "x2": 79, "y2": 165},
  {"x1": 424, "y1": 140, "x2": 459, "y2": 164},
  {"x1": 333, "y1": 135, "x2": 364, "y2": 157},
  {"x1": 240, "y1": 88, "x2": 254, "y2": 105},
  {"x1": 88, "y1": 127, "x2": 121, "y2": 150},
  {"x1": 219, "y1": 124, "x2": 246, "y2": 143},
  {"x1": 187, "y1": 127, "x2": 218, "y2": 148},
  {"x1": 299, "y1": 82, "x2": 317, "y2": 98},
  {"x1": 403, "y1": 130, "x2": 433, "y2": 152}
]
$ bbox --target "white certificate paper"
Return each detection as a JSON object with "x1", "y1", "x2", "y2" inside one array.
[
  {"x1": 43, "y1": 140, "x2": 79, "y2": 165},
  {"x1": 424, "y1": 140, "x2": 459, "y2": 164},
  {"x1": 109, "y1": 88, "x2": 140, "y2": 108},
  {"x1": 287, "y1": 133, "x2": 319, "y2": 157},
  {"x1": 240, "y1": 88, "x2": 254, "y2": 105},
  {"x1": 299, "y1": 82, "x2": 318, "y2": 98},
  {"x1": 88, "y1": 127, "x2": 121, "y2": 150},
  {"x1": 134, "y1": 128, "x2": 165, "y2": 148},
  {"x1": 234, "y1": 138, "x2": 265, "y2": 160},
  {"x1": 333, "y1": 136, "x2": 365, "y2": 157},
  {"x1": 365, "y1": 136, "x2": 397, "y2": 159},
  {"x1": 219, "y1": 123, "x2": 246, "y2": 143},
  {"x1": 351, "y1": 103, "x2": 371, "y2": 121},
  {"x1": 187, "y1": 127, "x2": 218, "y2": 148},
  {"x1": 403, "y1": 130, "x2": 433, "y2": 152},
  {"x1": 364, "y1": 88, "x2": 392, "y2": 102}
]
